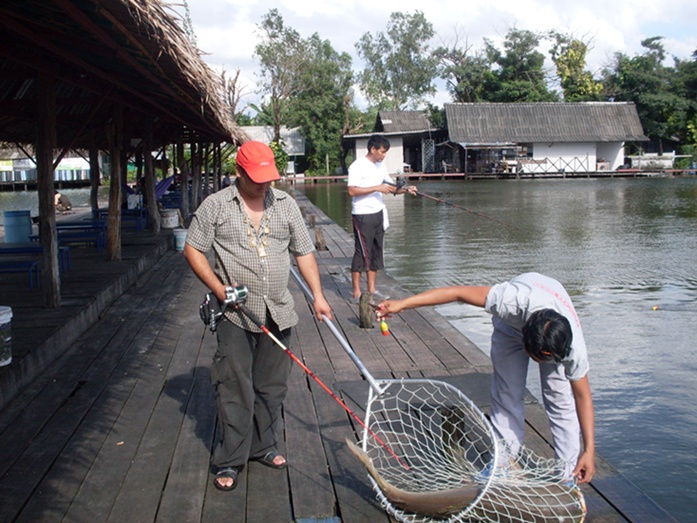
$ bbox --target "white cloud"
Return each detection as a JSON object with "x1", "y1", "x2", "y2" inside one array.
[{"x1": 173, "y1": 0, "x2": 696, "y2": 111}]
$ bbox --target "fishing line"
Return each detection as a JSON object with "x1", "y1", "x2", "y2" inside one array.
[{"x1": 385, "y1": 180, "x2": 520, "y2": 231}]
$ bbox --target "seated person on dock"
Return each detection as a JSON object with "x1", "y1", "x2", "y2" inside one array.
[
  {"x1": 376, "y1": 272, "x2": 595, "y2": 484},
  {"x1": 54, "y1": 190, "x2": 72, "y2": 214}
]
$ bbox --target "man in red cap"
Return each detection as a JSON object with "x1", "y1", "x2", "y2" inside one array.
[{"x1": 184, "y1": 141, "x2": 333, "y2": 491}]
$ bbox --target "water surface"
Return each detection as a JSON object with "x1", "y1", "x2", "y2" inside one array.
[{"x1": 300, "y1": 177, "x2": 697, "y2": 523}]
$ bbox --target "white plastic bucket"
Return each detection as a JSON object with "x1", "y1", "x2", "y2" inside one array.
[
  {"x1": 172, "y1": 228, "x2": 188, "y2": 251},
  {"x1": 161, "y1": 209, "x2": 178, "y2": 228},
  {"x1": 4, "y1": 210, "x2": 32, "y2": 243},
  {"x1": 0, "y1": 306, "x2": 12, "y2": 367}
]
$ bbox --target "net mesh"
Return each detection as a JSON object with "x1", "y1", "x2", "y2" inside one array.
[{"x1": 359, "y1": 379, "x2": 586, "y2": 523}]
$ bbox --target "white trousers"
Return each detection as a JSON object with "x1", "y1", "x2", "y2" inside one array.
[{"x1": 489, "y1": 317, "x2": 581, "y2": 464}]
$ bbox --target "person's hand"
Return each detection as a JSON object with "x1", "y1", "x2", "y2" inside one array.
[
  {"x1": 313, "y1": 295, "x2": 333, "y2": 321},
  {"x1": 374, "y1": 299, "x2": 405, "y2": 320},
  {"x1": 377, "y1": 183, "x2": 393, "y2": 194},
  {"x1": 406, "y1": 185, "x2": 418, "y2": 196},
  {"x1": 573, "y1": 450, "x2": 595, "y2": 484}
]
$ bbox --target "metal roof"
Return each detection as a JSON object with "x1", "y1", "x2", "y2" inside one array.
[
  {"x1": 445, "y1": 102, "x2": 648, "y2": 144},
  {"x1": 376, "y1": 111, "x2": 435, "y2": 133}
]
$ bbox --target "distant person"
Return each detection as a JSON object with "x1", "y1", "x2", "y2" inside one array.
[
  {"x1": 183, "y1": 141, "x2": 332, "y2": 492},
  {"x1": 376, "y1": 272, "x2": 596, "y2": 484},
  {"x1": 54, "y1": 190, "x2": 72, "y2": 214},
  {"x1": 347, "y1": 134, "x2": 416, "y2": 301},
  {"x1": 222, "y1": 172, "x2": 232, "y2": 188}
]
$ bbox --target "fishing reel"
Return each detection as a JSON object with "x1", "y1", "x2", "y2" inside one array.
[{"x1": 199, "y1": 284, "x2": 248, "y2": 332}]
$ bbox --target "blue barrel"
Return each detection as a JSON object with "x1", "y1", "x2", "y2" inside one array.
[{"x1": 3, "y1": 210, "x2": 32, "y2": 243}]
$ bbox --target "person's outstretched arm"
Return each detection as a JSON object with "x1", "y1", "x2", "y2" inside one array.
[{"x1": 377, "y1": 286, "x2": 492, "y2": 318}]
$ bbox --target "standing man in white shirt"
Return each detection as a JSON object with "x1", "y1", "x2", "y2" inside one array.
[{"x1": 347, "y1": 134, "x2": 416, "y2": 301}]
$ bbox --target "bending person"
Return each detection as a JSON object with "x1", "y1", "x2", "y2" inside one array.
[{"x1": 376, "y1": 272, "x2": 595, "y2": 484}]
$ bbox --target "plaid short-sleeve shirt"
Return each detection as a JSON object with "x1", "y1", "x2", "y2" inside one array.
[{"x1": 186, "y1": 182, "x2": 315, "y2": 332}]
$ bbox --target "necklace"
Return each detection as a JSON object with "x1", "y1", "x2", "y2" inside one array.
[{"x1": 244, "y1": 213, "x2": 270, "y2": 257}]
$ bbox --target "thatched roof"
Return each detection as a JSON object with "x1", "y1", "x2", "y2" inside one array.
[
  {"x1": 0, "y1": 0, "x2": 246, "y2": 149},
  {"x1": 376, "y1": 111, "x2": 434, "y2": 134},
  {"x1": 445, "y1": 102, "x2": 648, "y2": 145}
]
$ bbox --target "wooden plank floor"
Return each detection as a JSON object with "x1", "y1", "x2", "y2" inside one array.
[{"x1": 0, "y1": 196, "x2": 677, "y2": 522}]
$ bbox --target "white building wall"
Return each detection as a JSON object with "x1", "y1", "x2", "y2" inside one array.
[{"x1": 524, "y1": 142, "x2": 594, "y2": 173}]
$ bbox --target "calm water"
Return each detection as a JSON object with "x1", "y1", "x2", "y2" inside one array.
[
  {"x1": 299, "y1": 178, "x2": 697, "y2": 523},
  {"x1": 0, "y1": 188, "x2": 110, "y2": 226}
]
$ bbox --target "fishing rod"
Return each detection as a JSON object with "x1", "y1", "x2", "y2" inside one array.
[
  {"x1": 385, "y1": 179, "x2": 519, "y2": 230},
  {"x1": 230, "y1": 298, "x2": 411, "y2": 470}
]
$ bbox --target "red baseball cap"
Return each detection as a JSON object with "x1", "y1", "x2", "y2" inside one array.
[{"x1": 236, "y1": 141, "x2": 280, "y2": 183}]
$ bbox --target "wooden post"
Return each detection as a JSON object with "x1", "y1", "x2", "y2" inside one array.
[
  {"x1": 106, "y1": 105, "x2": 123, "y2": 261},
  {"x1": 190, "y1": 141, "x2": 200, "y2": 210},
  {"x1": 144, "y1": 133, "x2": 160, "y2": 233},
  {"x1": 89, "y1": 138, "x2": 100, "y2": 213},
  {"x1": 202, "y1": 142, "x2": 210, "y2": 198},
  {"x1": 36, "y1": 72, "x2": 60, "y2": 307},
  {"x1": 213, "y1": 142, "x2": 221, "y2": 192},
  {"x1": 314, "y1": 225, "x2": 327, "y2": 251},
  {"x1": 358, "y1": 292, "x2": 374, "y2": 328},
  {"x1": 177, "y1": 137, "x2": 191, "y2": 226}
]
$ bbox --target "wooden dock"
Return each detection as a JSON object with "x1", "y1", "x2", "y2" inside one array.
[{"x1": 0, "y1": 196, "x2": 677, "y2": 522}]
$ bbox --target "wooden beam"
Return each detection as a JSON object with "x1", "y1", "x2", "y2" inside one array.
[
  {"x1": 0, "y1": 16, "x2": 213, "y2": 138},
  {"x1": 36, "y1": 72, "x2": 61, "y2": 307},
  {"x1": 51, "y1": 0, "x2": 201, "y2": 111},
  {"x1": 106, "y1": 105, "x2": 123, "y2": 261}
]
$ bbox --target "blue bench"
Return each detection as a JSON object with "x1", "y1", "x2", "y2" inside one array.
[
  {"x1": 0, "y1": 243, "x2": 71, "y2": 273},
  {"x1": 0, "y1": 259, "x2": 40, "y2": 288},
  {"x1": 92, "y1": 209, "x2": 148, "y2": 231},
  {"x1": 30, "y1": 229, "x2": 106, "y2": 252}
]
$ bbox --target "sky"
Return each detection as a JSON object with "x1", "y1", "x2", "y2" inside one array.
[{"x1": 171, "y1": 0, "x2": 697, "y2": 111}]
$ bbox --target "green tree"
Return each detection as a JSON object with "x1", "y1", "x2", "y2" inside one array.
[
  {"x1": 254, "y1": 9, "x2": 308, "y2": 143},
  {"x1": 355, "y1": 11, "x2": 437, "y2": 110},
  {"x1": 547, "y1": 32, "x2": 603, "y2": 101},
  {"x1": 286, "y1": 34, "x2": 355, "y2": 175},
  {"x1": 180, "y1": 0, "x2": 197, "y2": 47},
  {"x1": 673, "y1": 49, "x2": 697, "y2": 164},
  {"x1": 602, "y1": 37, "x2": 689, "y2": 154},
  {"x1": 433, "y1": 28, "x2": 493, "y2": 103},
  {"x1": 483, "y1": 28, "x2": 558, "y2": 102}
]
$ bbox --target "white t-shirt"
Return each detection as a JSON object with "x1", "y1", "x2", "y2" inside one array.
[
  {"x1": 484, "y1": 272, "x2": 589, "y2": 381},
  {"x1": 347, "y1": 155, "x2": 393, "y2": 215}
]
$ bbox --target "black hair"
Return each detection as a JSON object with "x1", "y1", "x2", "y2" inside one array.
[
  {"x1": 367, "y1": 134, "x2": 390, "y2": 152},
  {"x1": 522, "y1": 309, "x2": 572, "y2": 363}
]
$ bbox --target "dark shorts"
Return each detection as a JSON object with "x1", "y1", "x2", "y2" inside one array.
[{"x1": 351, "y1": 211, "x2": 385, "y2": 272}]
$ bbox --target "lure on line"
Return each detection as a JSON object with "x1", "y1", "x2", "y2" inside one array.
[{"x1": 380, "y1": 320, "x2": 390, "y2": 336}]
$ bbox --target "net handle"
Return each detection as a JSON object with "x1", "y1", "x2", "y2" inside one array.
[{"x1": 290, "y1": 266, "x2": 387, "y2": 395}]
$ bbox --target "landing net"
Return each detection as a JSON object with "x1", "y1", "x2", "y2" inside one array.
[{"x1": 360, "y1": 379, "x2": 586, "y2": 523}]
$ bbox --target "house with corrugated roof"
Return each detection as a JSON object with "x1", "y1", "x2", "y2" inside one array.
[
  {"x1": 343, "y1": 111, "x2": 447, "y2": 175},
  {"x1": 343, "y1": 103, "x2": 648, "y2": 175},
  {"x1": 444, "y1": 102, "x2": 648, "y2": 175}
]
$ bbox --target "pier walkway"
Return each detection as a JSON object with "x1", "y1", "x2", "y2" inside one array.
[{"x1": 0, "y1": 195, "x2": 676, "y2": 522}]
